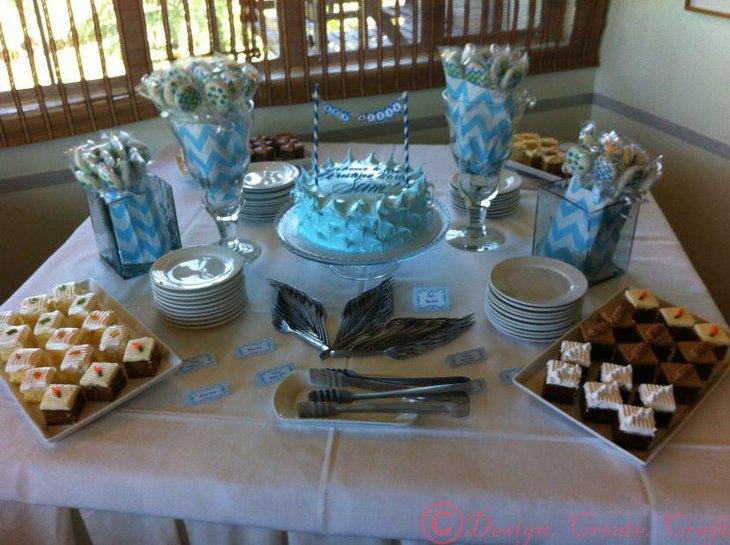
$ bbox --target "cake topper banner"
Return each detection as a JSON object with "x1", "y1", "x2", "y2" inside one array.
[
  {"x1": 321, "y1": 98, "x2": 405, "y2": 124},
  {"x1": 312, "y1": 83, "x2": 409, "y2": 181}
]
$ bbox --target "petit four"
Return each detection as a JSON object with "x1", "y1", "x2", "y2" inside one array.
[
  {"x1": 18, "y1": 294, "x2": 53, "y2": 325},
  {"x1": 123, "y1": 337, "x2": 160, "y2": 378},
  {"x1": 657, "y1": 363, "x2": 702, "y2": 405},
  {"x1": 613, "y1": 405, "x2": 656, "y2": 451},
  {"x1": 542, "y1": 359, "x2": 582, "y2": 404},
  {"x1": 45, "y1": 328, "x2": 88, "y2": 365},
  {"x1": 624, "y1": 289, "x2": 659, "y2": 323},
  {"x1": 673, "y1": 342, "x2": 717, "y2": 380},
  {"x1": 638, "y1": 384, "x2": 676, "y2": 428},
  {"x1": 600, "y1": 362, "x2": 633, "y2": 403},
  {"x1": 580, "y1": 320, "x2": 615, "y2": 361},
  {"x1": 616, "y1": 342, "x2": 658, "y2": 384},
  {"x1": 660, "y1": 307, "x2": 696, "y2": 342},
  {"x1": 40, "y1": 384, "x2": 85, "y2": 425},
  {"x1": 81, "y1": 310, "x2": 118, "y2": 344},
  {"x1": 0, "y1": 310, "x2": 23, "y2": 330},
  {"x1": 80, "y1": 362, "x2": 127, "y2": 401},
  {"x1": 98, "y1": 325, "x2": 130, "y2": 362},
  {"x1": 52, "y1": 282, "x2": 86, "y2": 314},
  {"x1": 599, "y1": 301, "x2": 636, "y2": 342},
  {"x1": 0, "y1": 325, "x2": 36, "y2": 362},
  {"x1": 59, "y1": 344, "x2": 96, "y2": 384},
  {"x1": 580, "y1": 381, "x2": 623, "y2": 425},
  {"x1": 635, "y1": 323, "x2": 675, "y2": 361},
  {"x1": 68, "y1": 294, "x2": 99, "y2": 327},
  {"x1": 5, "y1": 348, "x2": 50, "y2": 384},
  {"x1": 693, "y1": 323, "x2": 729, "y2": 361},
  {"x1": 19, "y1": 367, "x2": 57, "y2": 403},
  {"x1": 33, "y1": 310, "x2": 68, "y2": 347}
]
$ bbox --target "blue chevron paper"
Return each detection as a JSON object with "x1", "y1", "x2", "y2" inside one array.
[
  {"x1": 103, "y1": 175, "x2": 180, "y2": 266},
  {"x1": 444, "y1": 89, "x2": 515, "y2": 178},
  {"x1": 537, "y1": 179, "x2": 634, "y2": 284},
  {"x1": 172, "y1": 115, "x2": 249, "y2": 186}
]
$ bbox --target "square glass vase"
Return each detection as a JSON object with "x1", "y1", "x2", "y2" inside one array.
[
  {"x1": 85, "y1": 174, "x2": 182, "y2": 279},
  {"x1": 532, "y1": 181, "x2": 640, "y2": 286}
]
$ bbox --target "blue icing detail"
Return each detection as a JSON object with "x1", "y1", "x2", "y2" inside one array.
[{"x1": 291, "y1": 152, "x2": 433, "y2": 253}]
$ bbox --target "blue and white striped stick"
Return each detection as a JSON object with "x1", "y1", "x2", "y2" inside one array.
[
  {"x1": 402, "y1": 91, "x2": 409, "y2": 178},
  {"x1": 313, "y1": 83, "x2": 320, "y2": 182}
]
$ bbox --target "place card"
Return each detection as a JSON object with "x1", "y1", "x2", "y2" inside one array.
[
  {"x1": 446, "y1": 347, "x2": 486, "y2": 368},
  {"x1": 413, "y1": 287, "x2": 450, "y2": 311},
  {"x1": 185, "y1": 383, "x2": 229, "y2": 406},
  {"x1": 235, "y1": 338, "x2": 275, "y2": 359},
  {"x1": 499, "y1": 366, "x2": 524, "y2": 386},
  {"x1": 176, "y1": 353, "x2": 216, "y2": 376},
  {"x1": 256, "y1": 362, "x2": 295, "y2": 387}
]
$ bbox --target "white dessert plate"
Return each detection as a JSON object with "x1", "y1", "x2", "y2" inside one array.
[
  {"x1": 487, "y1": 285, "x2": 583, "y2": 316},
  {"x1": 158, "y1": 304, "x2": 246, "y2": 329},
  {"x1": 150, "y1": 246, "x2": 244, "y2": 292},
  {"x1": 243, "y1": 162, "x2": 298, "y2": 191},
  {"x1": 490, "y1": 256, "x2": 588, "y2": 308},
  {"x1": 273, "y1": 371, "x2": 417, "y2": 426},
  {"x1": 0, "y1": 279, "x2": 182, "y2": 443},
  {"x1": 450, "y1": 171, "x2": 522, "y2": 195},
  {"x1": 487, "y1": 301, "x2": 582, "y2": 329},
  {"x1": 153, "y1": 293, "x2": 248, "y2": 317},
  {"x1": 152, "y1": 279, "x2": 245, "y2": 303}
]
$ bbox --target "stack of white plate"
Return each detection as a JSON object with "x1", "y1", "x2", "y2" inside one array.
[
  {"x1": 150, "y1": 246, "x2": 248, "y2": 329},
  {"x1": 240, "y1": 162, "x2": 298, "y2": 221},
  {"x1": 485, "y1": 256, "x2": 588, "y2": 342},
  {"x1": 450, "y1": 172, "x2": 522, "y2": 218}
]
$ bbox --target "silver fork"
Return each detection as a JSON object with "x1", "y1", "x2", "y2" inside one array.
[{"x1": 297, "y1": 400, "x2": 470, "y2": 418}]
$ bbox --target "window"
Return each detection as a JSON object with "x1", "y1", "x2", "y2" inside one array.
[{"x1": 0, "y1": 0, "x2": 609, "y2": 147}]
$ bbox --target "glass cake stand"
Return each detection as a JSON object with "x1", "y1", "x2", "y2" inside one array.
[{"x1": 275, "y1": 202, "x2": 449, "y2": 280}]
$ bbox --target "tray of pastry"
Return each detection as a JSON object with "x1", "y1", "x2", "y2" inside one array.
[
  {"x1": 0, "y1": 279, "x2": 182, "y2": 442},
  {"x1": 513, "y1": 287, "x2": 730, "y2": 464}
]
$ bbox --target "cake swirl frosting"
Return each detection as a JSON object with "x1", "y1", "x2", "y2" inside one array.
[
  {"x1": 600, "y1": 362, "x2": 632, "y2": 390},
  {"x1": 560, "y1": 340, "x2": 591, "y2": 367},
  {"x1": 291, "y1": 151, "x2": 434, "y2": 253},
  {"x1": 583, "y1": 381, "x2": 622, "y2": 410},
  {"x1": 546, "y1": 359, "x2": 581, "y2": 388},
  {"x1": 618, "y1": 404, "x2": 656, "y2": 436},
  {"x1": 639, "y1": 384, "x2": 676, "y2": 413}
]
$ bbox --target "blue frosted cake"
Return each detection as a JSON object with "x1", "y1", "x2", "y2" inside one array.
[{"x1": 291, "y1": 152, "x2": 434, "y2": 253}]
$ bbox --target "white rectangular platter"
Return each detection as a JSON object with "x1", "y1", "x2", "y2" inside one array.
[
  {"x1": 273, "y1": 370, "x2": 417, "y2": 427},
  {"x1": 0, "y1": 279, "x2": 182, "y2": 442},
  {"x1": 513, "y1": 288, "x2": 729, "y2": 465}
]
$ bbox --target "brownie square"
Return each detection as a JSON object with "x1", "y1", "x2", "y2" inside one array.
[
  {"x1": 635, "y1": 323, "x2": 675, "y2": 361},
  {"x1": 83, "y1": 370, "x2": 128, "y2": 402},
  {"x1": 612, "y1": 425, "x2": 654, "y2": 451},
  {"x1": 41, "y1": 392, "x2": 85, "y2": 425},
  {"x1": 674, "y1": 342, "x2": 717, "y2": 380},
  {"x1": 599, "y1": 301, "x2": 637, "y2": 342},
  {"x1": 660, "y1": 307, "x2": 698, "y2": 342},
  {"x1": 657, "y1": 363, "x2": 702, "y2": 405},
  {"x1": 123, "y1": 349, "x2": 161, "y2": 379},
  {"x1": 580, "y1": 320, "x2": 616, "y2": 362},
  {"x1": 542, "y1": 383, "x2": 578, "y2": 405},
  {"x1": 579, "y1": 383, "x2": 621, "y2": 425},
  {"x1": 616, "y1": 342, "x2": 659, "y2": 383}
]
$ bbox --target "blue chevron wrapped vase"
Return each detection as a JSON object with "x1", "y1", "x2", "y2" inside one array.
[
  {"x1": 170, "y1": 109, "x2": 251, "y2": 217},
  {"x1": 86, "y1": 174, "x2": 182, "y2": 278},
  {"x1": 443, "y1": 87, "x2": 530, "y2": 179},
  {"x1": 532, "y1": 180, "x2": 640, "y2": 286}
]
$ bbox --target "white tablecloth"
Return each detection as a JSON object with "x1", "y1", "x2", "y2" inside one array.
[{"x1": 1, "y1": 143, "x2": 728, "y2": 545}]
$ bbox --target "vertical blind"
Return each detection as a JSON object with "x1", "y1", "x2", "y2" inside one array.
[{"x1": 0, "y1": 0, "x2": 609, "y2": 147}]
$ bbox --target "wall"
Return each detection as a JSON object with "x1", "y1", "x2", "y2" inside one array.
[{"x1": 591, "y1": 0, "x2": 730, "y2": 318}]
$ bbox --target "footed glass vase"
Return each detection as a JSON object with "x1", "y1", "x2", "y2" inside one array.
[
  {"x1": 443, "y1": 88, "x2": 534, "y2": 252},
  {"x1": 170, "y1": 104, "x2": 260, "y2": 263}
]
